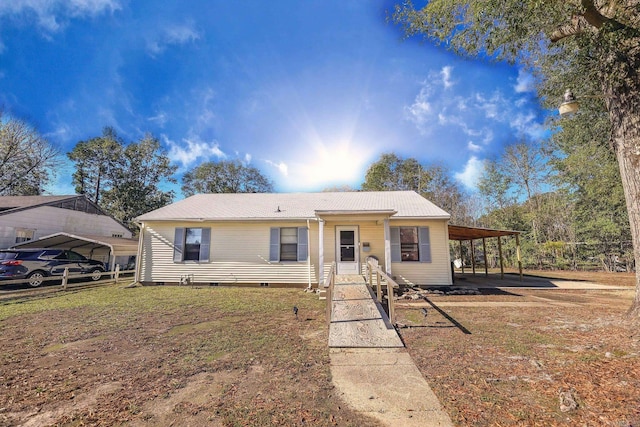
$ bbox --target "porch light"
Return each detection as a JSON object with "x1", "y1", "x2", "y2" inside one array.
[{"x1": 558, "y1": 89, "x2": 579, "y2": 115}]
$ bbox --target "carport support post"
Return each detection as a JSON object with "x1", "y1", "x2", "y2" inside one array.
[
  {"x1": 482, "y1": 238, "x2": 488, "y2": 277},
  {"x1": 497, "y1": 236, "x2": 504, "y2": 279},
  {"x1": 470, "y1": 239, "x2": 476, "y2": 276},
  {"x1": 459, "y1": 241, "x2": 464, "y2": 274},
  {"x1": 516, "y1": 233, "x2": 523, "y2": 281}
]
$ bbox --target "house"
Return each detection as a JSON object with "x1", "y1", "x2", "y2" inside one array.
[
  {"x1": 0, "y1": 195, "x2": 136, "y2": 269},
  {"x1": 135, "y1": 191, "x2": 453, "y2": 288}
]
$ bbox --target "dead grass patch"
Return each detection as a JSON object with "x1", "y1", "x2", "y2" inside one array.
[
  {"x1": 0, "y1": 286, "x2": 382, "y2": 427},
  {"x1": 397, "y1": 284, "x2": 640, "y2": 426}
]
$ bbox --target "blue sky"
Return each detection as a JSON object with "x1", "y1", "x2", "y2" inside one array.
[{"x1": 0, "y1": 0, "x2": 546, "y2": 197}]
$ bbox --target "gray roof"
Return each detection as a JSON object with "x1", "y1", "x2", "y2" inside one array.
[
  {"x1": 136, "y1": 191, "x2": 450, "y2": 221},
  {"x1": 0, "y1": 195, "x2": 76, "y2": 211}
]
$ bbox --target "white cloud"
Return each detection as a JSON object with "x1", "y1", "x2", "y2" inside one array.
[
  {"x1": 163, "y1": 134, "x2": 226, "y2": 168},
  {"x1": 148, "y1": 112, "x2": 168, "y2": 127},
  {"x1": 0, "y1": 0, "x2": 121, "y2": 32},
  {"x1": 44, "y1": 123, "x2": 72, "y2": 141},
  {"x1": 405, "y1": 83, "x2": 433, "y2": 134},
  {"x1": 455, "y1": 156, "x2": 485, "y2": 190},
  {"x1": 467, "y1": 141, "x2": 482, "y2": 152},
  {"x1": 441, "y1": 66, "x2": 454, "y2": 89},
  {"x1": 265, "y1": 160, "x2": 288, "y2": 177},
  {"x1": 146, "y1": 21, "x2": 201, "y2": 56},
  {"x1": 514, "y1": 69, "x2": 535, "y2": 93}
]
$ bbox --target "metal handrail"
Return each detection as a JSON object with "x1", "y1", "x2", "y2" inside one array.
[
  {"x1": 366, "y1": 259, "x2": 398, "y2": 325},
  {"x1": 324, "y1": 262, "x2": 336, "y2": 323}
]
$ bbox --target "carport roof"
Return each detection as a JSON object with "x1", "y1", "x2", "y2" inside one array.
[
  {"x1": 448, "y1": 224, "x2": 520, "y2": 241},
  {"x1": 12, "y1": 232, "x2": 138, "y2": 255}
]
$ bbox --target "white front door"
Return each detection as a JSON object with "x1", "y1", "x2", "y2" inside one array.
[{"x1": 336, "y1": 226, "x2": 359, "y2": 274}]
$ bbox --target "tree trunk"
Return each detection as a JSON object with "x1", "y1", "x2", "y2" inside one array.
[{"x1": 607, "y1": 86, "x2": 640, "y2": 317}]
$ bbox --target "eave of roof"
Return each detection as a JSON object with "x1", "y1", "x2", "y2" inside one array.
[{"x1": 448, "y1": 224, "x2": 520, "y2": 241}]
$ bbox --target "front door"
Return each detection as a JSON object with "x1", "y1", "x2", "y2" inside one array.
[{"x1": 336, "y1": 226, "x2": 359, "y2": 274}]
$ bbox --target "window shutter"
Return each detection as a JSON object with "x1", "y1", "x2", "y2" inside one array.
[
  {"x1": 297, "y1": 227, "x2": 308, "y2": 261},
  {"x1": 419, "y1": 227, "x2": 431, "y2": 263},
  {"x1": 269, "y1": 228, "x2": 280, "y2": 262},
  {"x1": 390, "y1": 227, "x2": 401, "y2": 262},
  {"x1": 199, "y1": 228, "x2": 211, "y2": 262},
  {"x1": 173, "y1": 228, "x2": 185, "y2": 262}
]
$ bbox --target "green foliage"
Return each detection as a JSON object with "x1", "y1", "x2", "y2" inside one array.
[
  {"x1": 67, "y1": 127, "x2": 122, "y2": 204},
  {"x1": 68, "y1": 129, "x2": 176, "y2": 230},
  {"x1": 101, "y1": 134, "x2": 176, "y2": 229},
  {"x1": 394, "y1": 1, "x2": 639, "y2": 277},
  {"x1": 361, "y1": 153, "x2": 472, "y2": 224},
  {"x1": 0, "y1": 112, "x2": 58, "y2": 195},
  {"x1": 181, "y1": 159, "x2": 274, "y2": 196}
]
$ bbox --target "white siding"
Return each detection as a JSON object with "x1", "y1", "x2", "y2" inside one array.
[
  {"x1": 389, "y1": 219, "x2": 452, "y2": 286},
  {"x1": 141, "y1": 221, "x2": 317, "y2": 285},
  {"x1": 0, "y1": 206, "x2": 132, "y2": 249},
  {"x1": 140, "y1": 217, "x2": 451, "y2": 287}
]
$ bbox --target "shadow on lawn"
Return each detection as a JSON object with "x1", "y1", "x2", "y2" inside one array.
[{"x1": 422, "y1": 296, "x2": 472, "y2": 335}]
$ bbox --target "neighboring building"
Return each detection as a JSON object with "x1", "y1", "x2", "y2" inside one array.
[
  {"x1": 135, "y1": 191, "x2": 453, "y2": 288},
  {"x1": 0, "y1": 195, "x2": 133, "y2": 250}
]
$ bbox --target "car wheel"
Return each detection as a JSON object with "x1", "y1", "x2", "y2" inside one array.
[
  {"x1": 90, "y1": 268, "x2": 103, "y2": 281},
  {"x1": 26, "y1": 271, "x2": 45, "y2": 287}
]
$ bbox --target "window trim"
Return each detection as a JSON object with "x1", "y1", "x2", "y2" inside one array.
[
  {"x1": 269, "y1": 226, "x2": 308, "y2": 262},
  {"x1": 173, "y1": 227, "x2": 211, "y2": 263},
  {"x1": 390, "y1": 226, "x2": 431, "y2": 263}
]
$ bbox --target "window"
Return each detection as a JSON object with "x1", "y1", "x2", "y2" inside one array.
[
  {"x1": 15, "y1": 228, "x2": 35, "y2": 244},
  {"x1": 280, "y1": 227, "x2": 298, "y2": 261},
  {"x1": 390, "y1": 226, "x2": 431, "y2": 263},
  {"x1": 400, "y1": 227, "x2": 419, "y2": 261},
  {"x1": 269, "y1": 227, "x2": 308, "y2": 262},
  {"x1": 173, "y1": 227, "x2": 211, "y2": 262},
  {"x1": 112, "y1": 233, "x2": 124, "y2": 238}
]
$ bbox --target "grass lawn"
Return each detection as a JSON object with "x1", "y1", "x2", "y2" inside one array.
[
  {"x1": 0, "y1": 285, "x2": 381, "y2": 427},
  {"x1": 396, "y1": 271, "x2": 640, "y2": 426}
]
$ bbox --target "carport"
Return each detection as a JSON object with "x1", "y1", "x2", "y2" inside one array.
[
  {"x1": 448, "y1": 224, "x2": 522, "y2": 281},
  {"x1": 12, "y1": 232, "x2": 138, "y2": 272}
]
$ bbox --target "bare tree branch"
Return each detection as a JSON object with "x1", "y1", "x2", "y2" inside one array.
[{"x1": 550, "y1": 0, "x2": 628, "y2": 42}]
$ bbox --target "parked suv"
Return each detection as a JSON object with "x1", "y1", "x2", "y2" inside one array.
[{"x1": 0, "y1": 249, "x2": 105, "y2": 287}]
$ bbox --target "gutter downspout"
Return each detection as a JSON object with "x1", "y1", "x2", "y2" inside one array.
[
  {"x1": 306, "y1": 219, "x2": 312, "y2": 290},
  {"x1": 134, "y1": 222, "x2": 144, "y2": 284}
]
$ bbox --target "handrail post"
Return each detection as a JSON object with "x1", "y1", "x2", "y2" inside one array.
[
  {"x1": 61, "y1": 267, "x2": 69, "y2": 290},
  {"x1": 325, "y1": 262, "x2": 336, "y2": 324},
  {"x1": 387, "y1": 280, "x2": 395, "y2": 324},
  {"x1": 376, "y1": 271, "x2": 382, "y2": 302}
]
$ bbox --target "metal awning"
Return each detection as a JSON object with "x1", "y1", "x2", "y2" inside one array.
[
  {"x1": 448, "y1": 224, "x2": 520, "y2": 241},
  {"x1": 12, "y1": 232, "x2": 138, "y2": 271}
]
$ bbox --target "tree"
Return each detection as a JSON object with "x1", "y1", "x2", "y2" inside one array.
[
  {"x1": 0, "y1": 112, "x2": 58, "y2": 195},
  {"x1": 69, "y1": 129, "x2": 176, "y2": 230},
  {"x1": 394, "y1": 1, "x2": 640, "y2": 315},
  {"x1": 67, "y1": 127, "x2": 123, "y2": 204},
  {"x1": 361, "y1": 153, "x2": 471, "y2": 224},
  {"x1": 549, "y1": 104, "x2": 632, "y2": 271},
  {"x1": 100, "y1": 134, "x2": 176, "y2": 229},
  {"x1": 181, "y1": 160, "x2": 274, "y2": 196}
]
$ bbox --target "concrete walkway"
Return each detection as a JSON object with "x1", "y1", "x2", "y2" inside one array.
[{"x1": 329, "y1": 276, "x2": 453, "y2": 427}]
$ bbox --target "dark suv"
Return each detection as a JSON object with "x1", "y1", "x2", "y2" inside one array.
[{"x1": 0, "y1": 249, "x2": 105, "y2": 287}]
